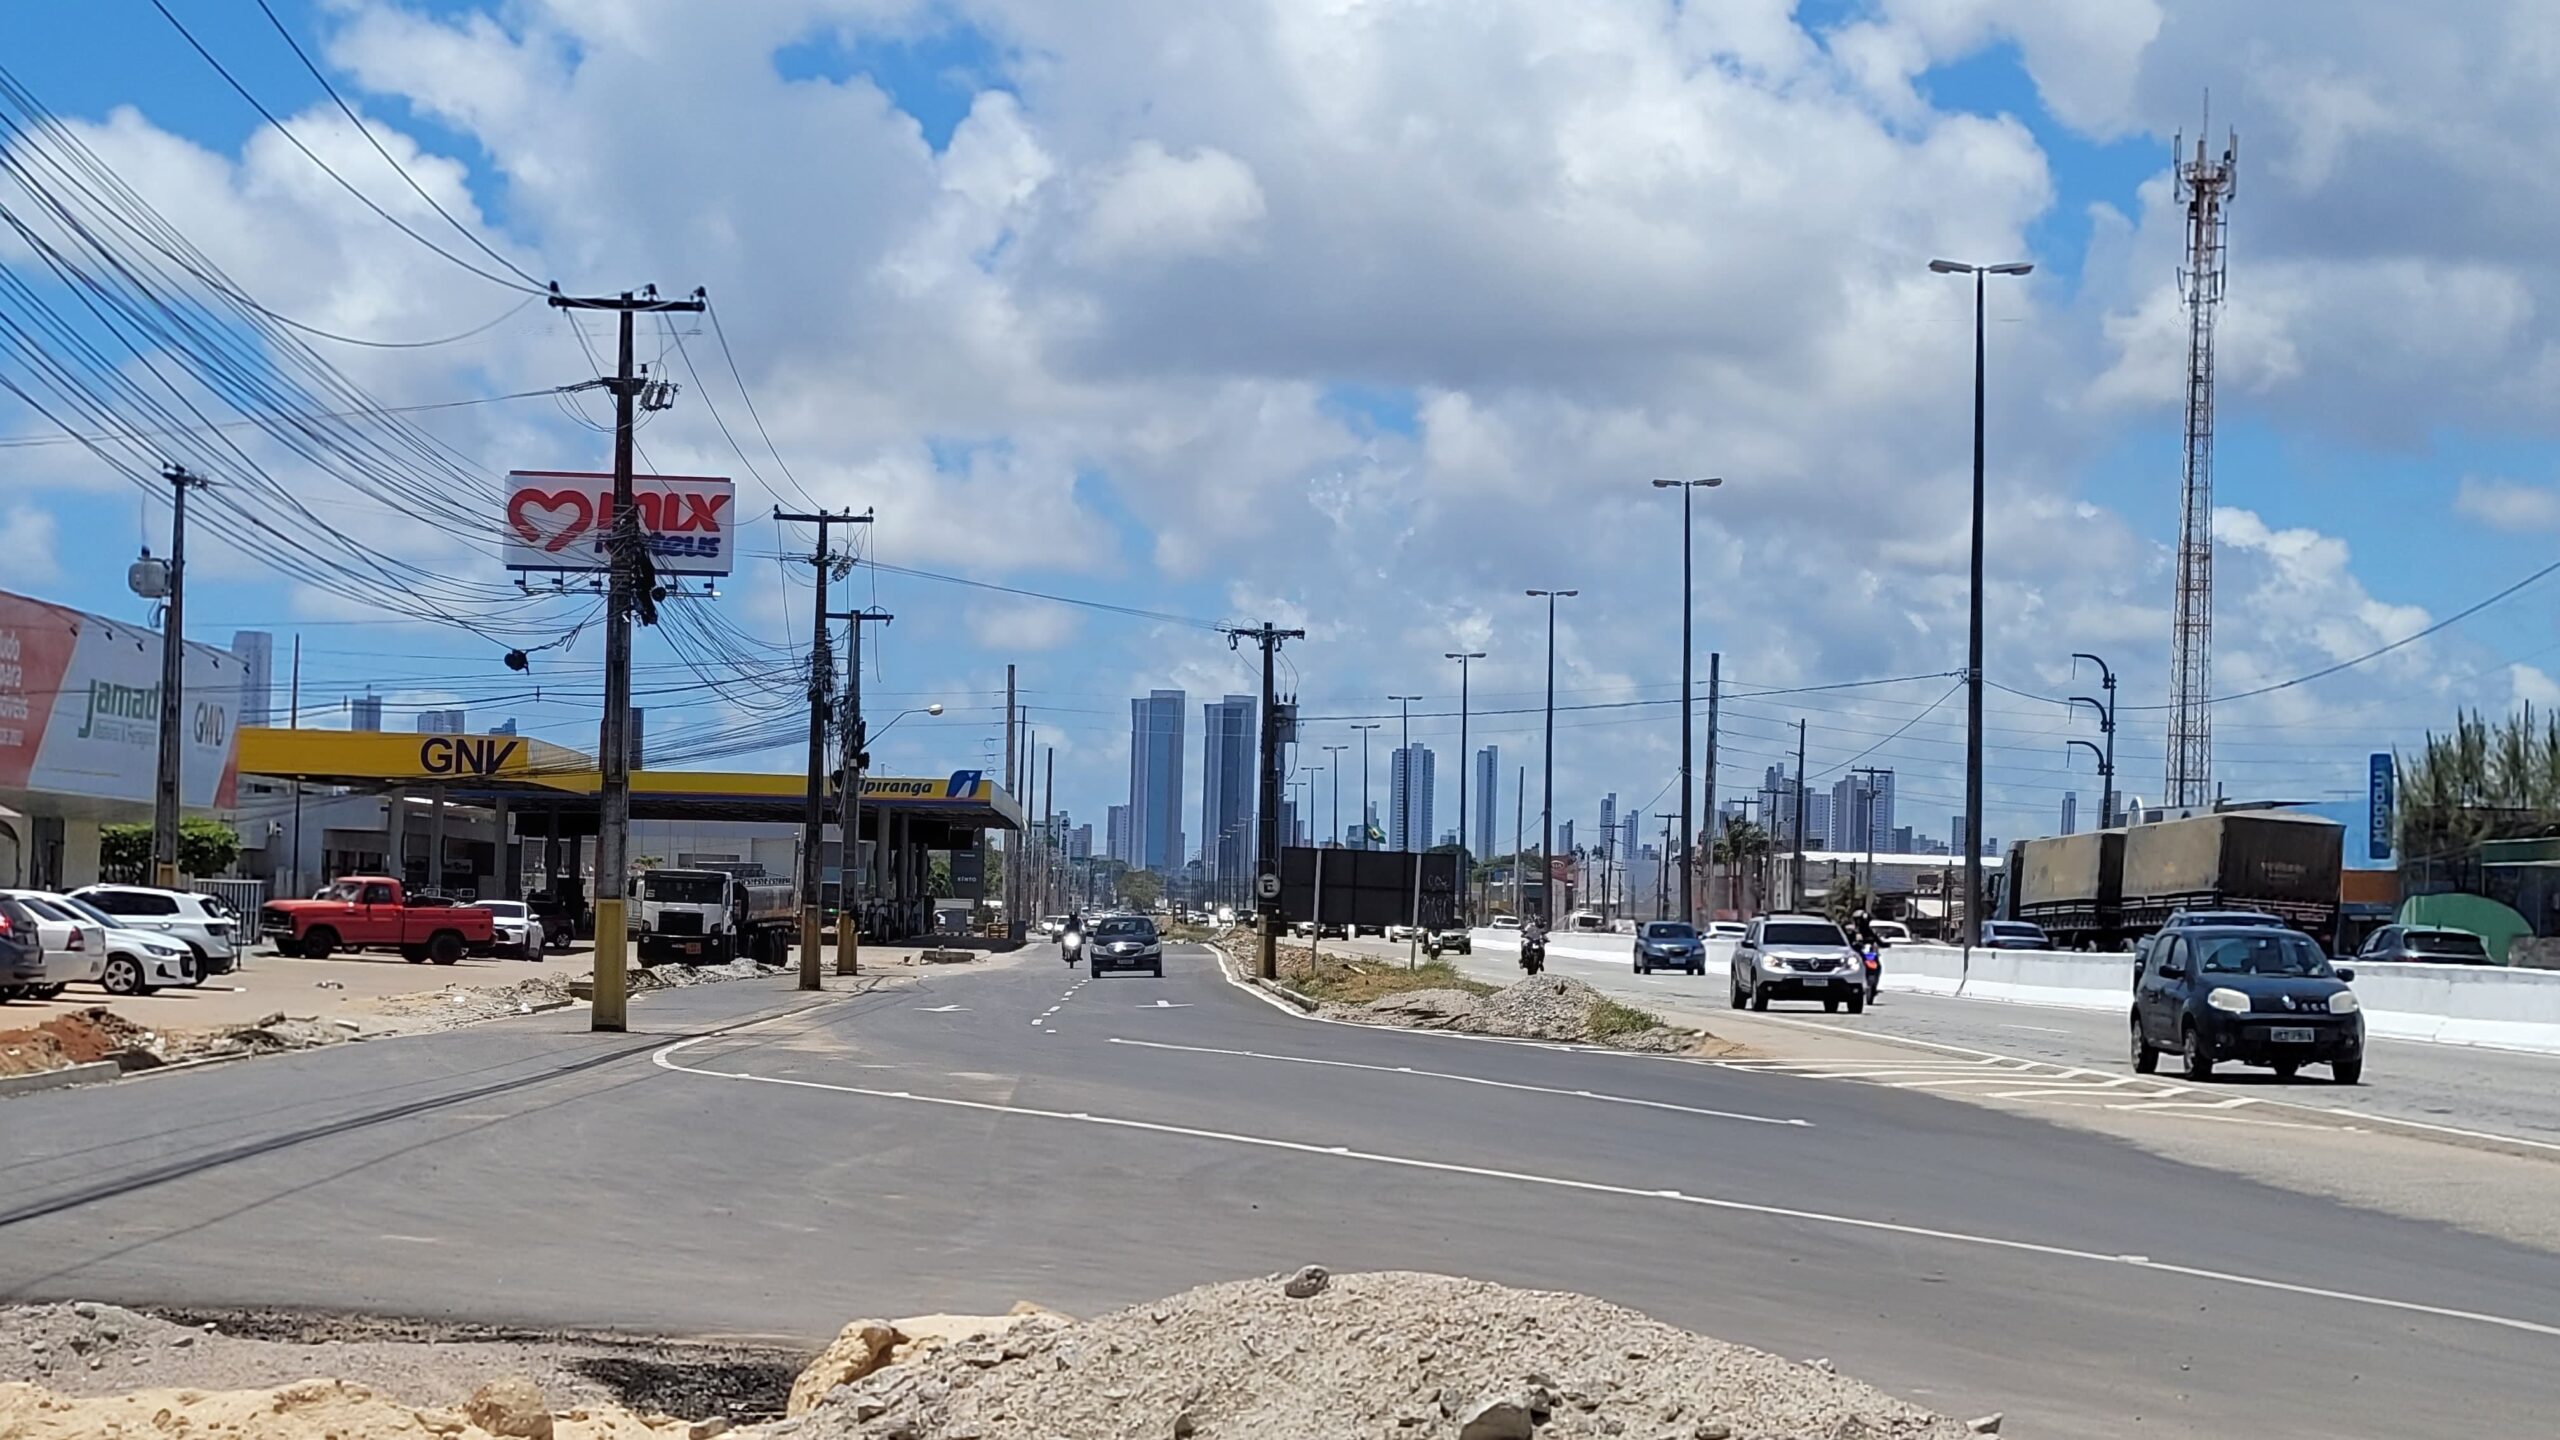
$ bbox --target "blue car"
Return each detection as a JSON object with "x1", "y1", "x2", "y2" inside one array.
[{"x1": 1633, "y1": 921, "x2": 1705, "y2": 975}]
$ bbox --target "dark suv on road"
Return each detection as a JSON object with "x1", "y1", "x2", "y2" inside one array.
[{"x1": 2131, "y1": 925, "x2": 2364, "y2": 1084}]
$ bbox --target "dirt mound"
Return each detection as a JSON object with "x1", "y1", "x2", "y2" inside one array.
[
  {"x1": 0, "y1": 1376, "x2": 698, "y2": 1438},
  {"x1": 0, "y1": 1008, "x2": 151, "y2": 1076},
  {"x1": 788, "y1": 1270, "x2": 1974, "y2": 1440}
]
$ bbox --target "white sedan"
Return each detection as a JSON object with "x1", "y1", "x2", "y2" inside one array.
[
  {"x1": 53, "y1": 892, "x2": 198, "y2": 993},
  {"x1": 479, "y1": 900, "x2": 548, "y2": 959}
]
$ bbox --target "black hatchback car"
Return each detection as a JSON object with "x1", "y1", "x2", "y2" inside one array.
[
  {"x1": 1086, "y1": 915, "x2": 1165, "y2": 977},
  {"x1": 2131, "y1": 925, "x2": 2364, "y2": 1084},
  {"x1": 0, "y1": 897, "x2": 47, "y2": 992}
]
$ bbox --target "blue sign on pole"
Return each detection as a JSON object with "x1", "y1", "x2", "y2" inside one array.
[{"x1": 2368, "y1": 753, "x2": 2395, "y2": 862}]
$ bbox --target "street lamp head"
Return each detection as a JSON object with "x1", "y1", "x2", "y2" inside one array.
[
  {"x1": 1445, "y1": 650, "x2": 1486, "y2": 660},
  {"x1": 1558, "y1": 590, "x2": 1579, "y2": 598},
  {"x1": 1986, "y1": 261, "x2": 2035, "y2": 276},
  {"x1": 924, "y1": 703, "x2": 944, "y2": 716},
  {"x1": 1928, "y1": 258, "x2": 1972, "y2": 274}
]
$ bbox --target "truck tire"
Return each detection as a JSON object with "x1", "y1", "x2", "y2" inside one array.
[
  {"x1": 428, "y1": 931, "x2": 465, "y2": 966},
  {"x1": 302, "y1": 927, "x2": 339, "y2": 961}
]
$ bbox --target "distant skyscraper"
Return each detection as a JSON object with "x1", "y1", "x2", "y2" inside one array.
[
  {"x1": 415, "y1": 708, "x2": 466, "y2": 734},
  {"x1": 231, "y1": 630, "x2": 274, "y2": 727},
  {"x1": 1201, "y1": 695, "x2": 1256, "y2": 890},
  {"x1": 1390, "y1": 744, "x2": 1436, "y2": 851},
  {"x1": 1829, "y1": 770, "x2": 1896, "y2": 854},
  {"x1": 1106, "y1": 804, "x2": 1133, "y2": 866},
  {"x1": 1805, "y1": 792, "x2": 1831, "y2": 851},
  {"x1": 1472, "y1": 746, "x2": 1500, "y2": 859},
  {"x1": 1069, "y1": 823, "x2": 1094, "y2": 861},
  {"x1": 2062, "y1": 791, "x2": 2079, "y2": 836},
  {"x1": 1128, "y1": 690, "x2": 1186, "y2": 872},
  {"x1": 1891, "y1": 824, "x2": 1913, "y2": 852},
  {"x1": 1559, "y1": 818, "x2": 1575, "y2": 857},
  {"x1": 349, "y1": 693, "x2": 383, "y2": 732},
  {"x1": 488, "y1": 719, "x2": 519, "y2": 736},
  {"x1": 1599, "y1": 793, "x2": 1617, "y2": 849},
  {"x1": 1951, "y1": 815, "x2": 1965, "y2": 855}
]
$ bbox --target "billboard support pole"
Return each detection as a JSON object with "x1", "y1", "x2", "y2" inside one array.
[
  {"x1": 548, "y1": 285, "x2": 706, "y2": 1032},
  {"x1": 152, "y1": 464, "x2": 209, "y2": 889},
  {"x1": 1224, "y1": 621, "x2": 1302, "y2": 981}
]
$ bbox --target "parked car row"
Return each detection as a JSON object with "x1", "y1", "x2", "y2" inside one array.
[{"x1": 0, "y1": 885, "x2": 217, "y2": 1000}]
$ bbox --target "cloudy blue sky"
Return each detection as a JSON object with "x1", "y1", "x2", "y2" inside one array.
[{"x1": 7, "y1": 0, "x2": 2557, "y2": 860}]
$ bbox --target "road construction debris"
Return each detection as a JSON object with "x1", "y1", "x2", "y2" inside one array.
[
  {"x1": 0, "y1": 1302, "x2": 801, "y2": 1425},
  {"x1": 0, "y1": 1375, "x2": 694, "y2": 1438},
  {"x1": 787, "y1": 1271, "x2": 1974, "y2": 1440},
  {"x1": 1331, "y1": 975, "x2": 1733, "y2": 1055},
  {"x1": 0, "y1": 1007, "x2": 357, "y2": 1080}
]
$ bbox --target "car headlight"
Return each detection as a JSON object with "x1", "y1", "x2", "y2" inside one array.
[
  {"x1": 2326, "y1": 990, "x2": 2360, "y2": 1015},
  {"x1": 2206, "y1": 987, "x2": 2250, "y2": 1014}
]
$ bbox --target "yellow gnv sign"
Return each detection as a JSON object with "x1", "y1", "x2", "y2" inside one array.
[{"x1": 418, "y1": 735, "x2": 523, "y2": 777}]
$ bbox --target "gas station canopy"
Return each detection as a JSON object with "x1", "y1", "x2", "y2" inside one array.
[{"x1": 236, "y1": 727, "x2": 1023, "y2": 841}]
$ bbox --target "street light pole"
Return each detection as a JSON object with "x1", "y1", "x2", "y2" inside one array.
[
  {"x1": 1323, "y1": 744, "x2": 1349, "y2": 849},
  {"x1": 1446, "y1": 651, "x2": 1485, "y2": 919},
  {"x1": 1652, "y1": 477, "x2": 1721, "y2": 923},
  {"x1": 2071, "y1": 652, "x2": 2118, "y2": 826},
  {"x1": 1930, "y1": 257, "x2": 2033, "y2": 953},
  {"x1": 1526, "y1": 589, "x2": 1578, "y2": 923},
  {"x1": 1352, "y1": 722, "x2": 1381, "y2": 847}
]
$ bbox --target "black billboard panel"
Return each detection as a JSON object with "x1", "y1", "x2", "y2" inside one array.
[{"x1": 1278, "y1": 847, "x2": 1464, "y2": 928}]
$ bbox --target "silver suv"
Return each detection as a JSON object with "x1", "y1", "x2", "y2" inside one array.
[{"x1": 1730, "y1": 914, "x2": 1863, "y2": 1014}]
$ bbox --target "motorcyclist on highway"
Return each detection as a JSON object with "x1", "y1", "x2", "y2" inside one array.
[
  {"x1": 1851, "y1": 910, "x2": 1882, "y2": 1001},
  {"x1": 1060, "y1": 909, "x2": 1086, "y2": 965},
  {"x1": 1520, "y1": 916, "x2": 1549, "y2": 974}
]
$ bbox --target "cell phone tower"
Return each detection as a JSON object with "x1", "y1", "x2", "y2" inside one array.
[{"x1": 2166, "y1": 111, "x2": 2237, "y2": 810}]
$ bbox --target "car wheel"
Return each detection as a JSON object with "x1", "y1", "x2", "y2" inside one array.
[
  {"x1": 2331, "y1": 1057, "x2": 2363, "y2": 1086},
  {"x1": 429, "y1": 932, "x2": 465, "y2": 966},
  {"x1": 1633, "y1": 958, "x2": 1647, "y2": 974},
  {"x1": 302, "y1": 927, "x2": 338, "y2": 961},
  {"x1": 1727, "y1": 974, "x2": 1745, "y2": 1010},
  {"x1": 101, "y1": 955, "x2": 145, "y2": 997},
  {"x1": 2130, "y1": 1015, "x2": 2158, "y2": 1074},
  {"x1": 1151, "y1": 964, "x2": 1165, "y2": 978},
  {"x1": 1688, "y1": 963, "x2": 1703, "y2": 976},
  {"x1": 1846, "y1": 991, "x2": 1865, "y2": 1015},
  {"x1": 1749, "y1": 983, "x2": 1769, "y2": 1012},
  {"x1": 2180, "y1": 1022, "x2": 2215, "y2": 1080}
]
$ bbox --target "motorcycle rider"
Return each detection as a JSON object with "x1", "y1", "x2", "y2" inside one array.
[
  {"x1": 1519, "y1": 915, "x2": 1549, "y2": 975},
  {"x1": 1060, "y1": 909, "x2": 1086, "y2": 965},
  {"x1": 1850, "y1": 910, "x2": 1882, "y2": 1001}
]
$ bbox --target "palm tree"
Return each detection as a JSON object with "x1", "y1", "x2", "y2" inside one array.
[
  {"x1": 2398, "y1": 704, "x2": 2560, "y2": 891},
  {"x1": 1711, "y1": 817, "x2": 1771, "y2": 919}
]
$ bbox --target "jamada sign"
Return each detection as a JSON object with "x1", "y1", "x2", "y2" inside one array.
[{"x1": 502, "y1": 470, "x2": 735, "y2": 576}]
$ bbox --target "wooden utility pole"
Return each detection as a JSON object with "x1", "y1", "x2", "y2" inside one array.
[
  {"x1": 547, "y1": 285, "x2": 704, "y2": 1031},
  {"x1": 828, "y1": 606, "x2": 892, "y2": 974},
  {"x1": 1223, "y1": 622, "x2": 1303, "y2": 981},
  {"x1": 775, "y1": 507, "x2": 870, "y2": 990}
]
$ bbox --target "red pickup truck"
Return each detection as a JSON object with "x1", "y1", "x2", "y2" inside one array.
[{"x1": 261, "y1": 876, "x2": 496, "y2": 964}]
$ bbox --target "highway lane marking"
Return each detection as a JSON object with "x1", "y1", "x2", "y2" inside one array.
[
  {"x1": 1738, "y1": 1012, "x2": 2560, "y2": 1154},
  {"x1": 649, "y1": 1030, "x2": 2560, "y2": 1343},
  {"x1": 916, "y1": 1005, "x2": 968, "y2": 1013},
  {"x1": 2000, "y1": 1023, "x2": 2070, "y2": 1034},
  {"x1": 1103, "y1": 1037, "x2": 1810, "y2": 1128}
]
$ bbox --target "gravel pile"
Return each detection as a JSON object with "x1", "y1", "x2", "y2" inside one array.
[
  {"x1": 782, "y1": 1269, "x2": 1978, "y2": 1440},
  {"x1": 1331, "y1": 976, "x2": 1700, "y2": 1053}
]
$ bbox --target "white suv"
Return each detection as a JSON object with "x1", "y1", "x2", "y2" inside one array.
[{"x1": 72, "y1": 885, "x2": 241, "y2": 974}]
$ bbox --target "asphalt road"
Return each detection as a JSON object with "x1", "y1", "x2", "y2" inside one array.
[
  {"x1": 1, "y1": 948, "x2": 2555, "y2": 1438},
  {"x1": 1374, "y1": 935, "x2": 2560, "y2": 1149}
]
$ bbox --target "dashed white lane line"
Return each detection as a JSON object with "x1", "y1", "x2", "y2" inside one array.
[
  {"x1": 1104, "y1": 1037, "x2": 1810, "y2": 1128},
  {"x1": 649, "y1": 1029, "x2": 2560, "y2": 1343}
]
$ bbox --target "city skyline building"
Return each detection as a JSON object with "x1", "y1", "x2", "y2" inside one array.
[
  {"x1": 1473, "y1": 745, "x2": 1500, "y2": 860},
  {"x1": 414, "y1": 708, "x2": 466, "y2": 734},
  {"x1": 231, "y1": 630, "x2": 273, "y2": 727},
  {"x1": 1390, "y1": 743, "x2": 1436, "y2": 853},
  {"x1": 1128, "y1": 689, "x2": 1186, "y2": 872},
  {"x1": 1201, "y1": 694, "x2": 1256, "y2": 891}
]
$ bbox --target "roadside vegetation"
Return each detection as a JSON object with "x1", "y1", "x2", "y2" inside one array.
[
  {"x1": 1268, "y1": 943, "x2": 1497, "y2": 1005},
  {"x1": 1584, "y1": 996, "x2": 1662, "y2": 1041}
]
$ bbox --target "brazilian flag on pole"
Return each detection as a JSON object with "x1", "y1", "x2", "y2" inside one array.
[{"x1": 1365, "y1": 822, "x2": 1387, "y2": 845}]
